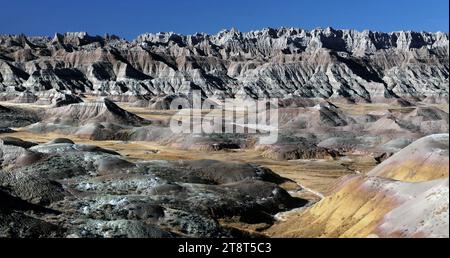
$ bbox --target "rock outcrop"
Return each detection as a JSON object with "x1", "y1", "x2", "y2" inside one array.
[
  {"x1": 0, "y1": 104, "x2": 40, "y2": 129},
  {"x1": 0, "y1": 28, "x2": 448, "y2": 103}
]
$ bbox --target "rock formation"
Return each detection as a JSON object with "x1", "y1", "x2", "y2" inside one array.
[
  {"x1": 267, "y1": 134, "x2": 450, "y2": 238},
  {"x1": 0, "y1": 104, "x2": 40, "y2": 129},
  {"x1": 0, "y1": 138, "x2": 303, "y2": 237},
  {"x1": 0, "y1": 28, "x2": 448, "y2": 103}
]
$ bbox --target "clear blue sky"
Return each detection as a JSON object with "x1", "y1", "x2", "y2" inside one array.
[{"x1": 1, "y1": 0, "x2": 448, "y2": 39}]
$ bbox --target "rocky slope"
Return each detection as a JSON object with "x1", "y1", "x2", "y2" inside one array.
[
  {"x1": 0, "y1": 28, "x2": 448, "y2": 103},
  {"x1": 0, "y1": 136, "x2": 304, "y2": 237},
  {"x1": 267, "y1": 134, "x2": 449, "y2": 238},
  {"x1": 0, "y1": 104, "x2": 40, "y2": 129},
  {"x1": 368, "y1": 134, "x2": 449, "y2": 181}
]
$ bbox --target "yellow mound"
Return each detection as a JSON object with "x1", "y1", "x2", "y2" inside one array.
[
  {"x1": 369, "y1": 134, "x2": 449, "y2": 182},
  {"x1": 266, "y1": 175, "x2": 398, "y2": 237},
  {"x1": 267, "y1": 134, "x2": 450, "y2": 238}
]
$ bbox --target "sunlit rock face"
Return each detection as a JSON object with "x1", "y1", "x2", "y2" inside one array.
[
  {"x1": 0, "y1": 28, "x2": 448, "y2": 102},
  {"x1": 266, "y1": 134, "x2": 449, "y2": 238}
]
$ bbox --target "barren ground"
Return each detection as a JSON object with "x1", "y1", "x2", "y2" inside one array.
[
  {"x1": 6, "y1": 100, "x2": 447, "y2": 237},
  {"x1": 1, "y1": 101, "x2": 378, "y2": 201}
]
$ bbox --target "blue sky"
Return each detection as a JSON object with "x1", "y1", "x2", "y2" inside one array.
[{"x1": 0, "y1": 0, "x2": 448, "y2": 39}]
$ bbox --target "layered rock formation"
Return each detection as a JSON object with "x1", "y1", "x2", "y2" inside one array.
[
  {"x1": 0, "y1": 104, "x2": 40, "y2": 129},
  {"x1": 0, "y1": 28, "x2": 448, "y2": 103},
  {"x1": 267, "y1": 134, "x2": 450, "y2": 238}
]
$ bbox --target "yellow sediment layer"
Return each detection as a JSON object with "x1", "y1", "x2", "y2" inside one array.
[
  {"x1": 370, "y1": 159, "x2": 449, "y2": 182},
  {"x1": 266, "y1": 175, "x2": 398, "y2": 238}
]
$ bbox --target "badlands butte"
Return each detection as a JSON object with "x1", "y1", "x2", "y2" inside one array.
[{"x1": 0, "y1": 27, "x2": 448, "y2": 238}]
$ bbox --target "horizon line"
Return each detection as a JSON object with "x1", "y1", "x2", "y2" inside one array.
[{"x1": 2, "y1": 26, "x2": 449, "y2": 41}]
